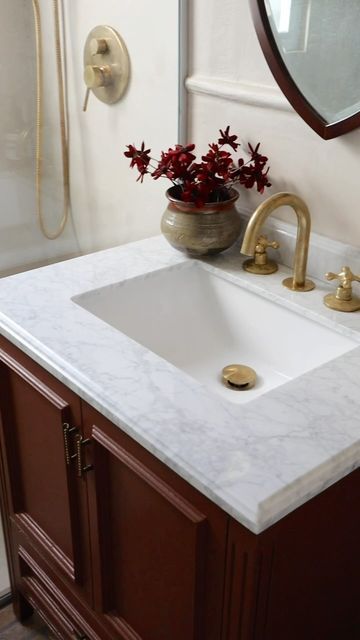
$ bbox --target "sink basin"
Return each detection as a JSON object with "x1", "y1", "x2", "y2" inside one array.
[{"x1": 73, "y1": 262, "x2": 357, "y2": 404}]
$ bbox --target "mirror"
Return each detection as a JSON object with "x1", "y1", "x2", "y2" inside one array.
[{"x1": 250, "y1": 0, "x2": 360, "y2": 139}]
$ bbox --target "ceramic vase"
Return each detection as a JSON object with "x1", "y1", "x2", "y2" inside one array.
[{"x1": 161, "y1": 186, "x2": 242, "y2": 256}]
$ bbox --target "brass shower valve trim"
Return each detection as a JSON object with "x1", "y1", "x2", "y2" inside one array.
[
  {"x1": 324, "y1": 266, "x2": 360, "y2": 312},
  {"x1": 83, "y1": 25, "x2": 130, "y2": 110},
  {"x1": 243, "y1": 235, "x2": 279, "y2": 274}
]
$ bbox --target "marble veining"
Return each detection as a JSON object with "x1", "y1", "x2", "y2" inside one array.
[{"x1": 0, "y1": 235, "x2": 359, "y2": 533}]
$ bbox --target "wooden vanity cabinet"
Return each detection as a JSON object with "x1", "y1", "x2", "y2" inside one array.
[
  {"x1": 0, "y1": 337, "x2": 228, "y2": 640},
  {"x1": 0, "y1": 335, "x2": 359, "y2": 639}
]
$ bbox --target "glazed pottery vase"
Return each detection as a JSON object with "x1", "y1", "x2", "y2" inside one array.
[{"x1": 161, "y1": 186, "x2": 242, "y2": 256}]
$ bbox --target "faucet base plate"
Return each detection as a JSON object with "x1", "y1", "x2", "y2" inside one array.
[
  {"x1": 324, "y1": 293, "x2": 360, "y2": 312},
  {"x1": 282, "y1": 277, "x2": 315, "y2": 292},
  {"x1": 243, "y1": 259, "x2": 278, "y2": 275}
]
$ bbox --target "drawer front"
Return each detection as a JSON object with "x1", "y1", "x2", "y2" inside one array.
[{"x1": 17, "y1": 542, "x2": 111, "y2": 640}]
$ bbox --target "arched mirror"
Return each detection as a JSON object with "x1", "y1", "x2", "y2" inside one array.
[{"x1": 250, "y1": 0, "x2": 360, "y2": 139}]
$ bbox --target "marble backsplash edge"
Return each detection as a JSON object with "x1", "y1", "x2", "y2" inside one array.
[{"x1": 238, "y1": 208, "x2": 360, "y2": 282}]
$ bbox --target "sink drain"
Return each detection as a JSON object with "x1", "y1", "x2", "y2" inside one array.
[{"x1": 222, "y1": 364, "x2": 257, "y2": 390}]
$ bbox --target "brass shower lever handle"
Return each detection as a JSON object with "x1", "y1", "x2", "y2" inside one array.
[
  {"x1": 83, "y1": 88, "x2": 91, "y2": 112},
  {"x1": 83, "y1": 37, "x2": 110, "y2": 112},
  {"x1": 83, "y1": 65, "x2": 114, "y2": 112},
  {"x1": 324, "y1": 265, "x2": 360, "y2": 312}
]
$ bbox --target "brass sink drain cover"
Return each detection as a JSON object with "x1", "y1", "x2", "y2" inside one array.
[{"x1": 222, "y1": 364, "x2": 257, "y2": 390}]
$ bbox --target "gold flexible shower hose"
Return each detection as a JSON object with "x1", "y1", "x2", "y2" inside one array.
[{"x1": 31, "y1": 0, "x2": 69, "y2": 239}]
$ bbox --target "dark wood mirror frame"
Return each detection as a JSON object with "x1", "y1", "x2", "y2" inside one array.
[{"x1": 250, "y1": 0, "x2": 360, "y2": 139}]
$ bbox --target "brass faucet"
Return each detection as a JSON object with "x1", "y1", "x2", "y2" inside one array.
[{"x1": 241, "y1": 192, "x2": 315, "y2": 292}]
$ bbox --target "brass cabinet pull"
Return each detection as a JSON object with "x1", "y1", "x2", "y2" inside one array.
[
  {"x1": 75, "y1": 435, "x2": 94, "y2": 478},
  {"x1": 62, "y1": 423, "x2": 79, "y2": 466},
  {"x1": 63, "y1": 423, "x2": 71, "y2": 465}
]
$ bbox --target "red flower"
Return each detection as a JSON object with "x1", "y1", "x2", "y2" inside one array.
[
  {"x1": 124, "y1": 142, "x2": 151, "y2": 176},
  {"x1": 239, "y1": 164, "x2": 271, "y2": 193},
  {"x1": 166, "y1": 143, "x2": 196, "y2": 164},
  {"x1": 248, "y1": 142, "x2": 268, "y2": 168},
  {"x1": 123, "y1": 128, "x2": 271, "y2": 204},
  {"x1": 202, "y1": 147, "x2": 233, "y2": 181},
  {"x1": 218, "y1": 126, "x2": 239, "y2": 151},
  {"x1": 151, "y1": 144, "x2": 196, "y2": 181}
]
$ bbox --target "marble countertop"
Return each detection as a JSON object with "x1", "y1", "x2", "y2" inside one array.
[{"x1": 0, "y1": 236, "x2": 359, "y2": 534}]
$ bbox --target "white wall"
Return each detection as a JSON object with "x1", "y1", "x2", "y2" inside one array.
[
  {"x1": 63, "y1": 0, "x2": 181, "y2": 255},
  {"x1": 187, "y1": 0, "x2": 360, "y2": 248}
]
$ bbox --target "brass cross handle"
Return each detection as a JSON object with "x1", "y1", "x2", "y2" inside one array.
[
  {"x1": 325, "y1": 266, "x2": 360, "y2": 292},
  {"x1": 324, "y1": 266, "x2": 360, "y2": 312},
  {"x1": 255, "y1": 235, "x2": 279, "y2": 255},
  {"x1": 243, "y1": 235, "x2": 279, "y2": 275}
]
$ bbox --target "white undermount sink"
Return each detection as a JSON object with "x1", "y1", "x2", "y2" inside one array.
[{"x1": 72, "y1": 262, "x2": 357, "y2": 404}]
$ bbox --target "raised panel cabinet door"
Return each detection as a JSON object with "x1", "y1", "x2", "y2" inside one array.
[
  {"x1": 82, "y1": 402, "x2": 228, "y2": 640},
  {"x1": 0, "y1": 338, "x2": 92, "y2": 602}
]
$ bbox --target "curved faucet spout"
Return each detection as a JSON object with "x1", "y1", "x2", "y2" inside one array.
[{"x1": 241, "y1": 192, "x2": 315, "y2": 292}]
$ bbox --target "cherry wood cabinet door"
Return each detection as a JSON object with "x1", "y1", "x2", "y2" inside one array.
[
  {"x1": 223, "y1": 470, "x2": 360, "y2": 640},
  {"x1": 82, "y1": 402, "x2": 228, "y2": 640},
  {"x1": 262, "y1": 469, "x2": 360, "y2": 640},
  {"x1": 0, "y1": 337, "x2": 92, "y2": 603}
]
